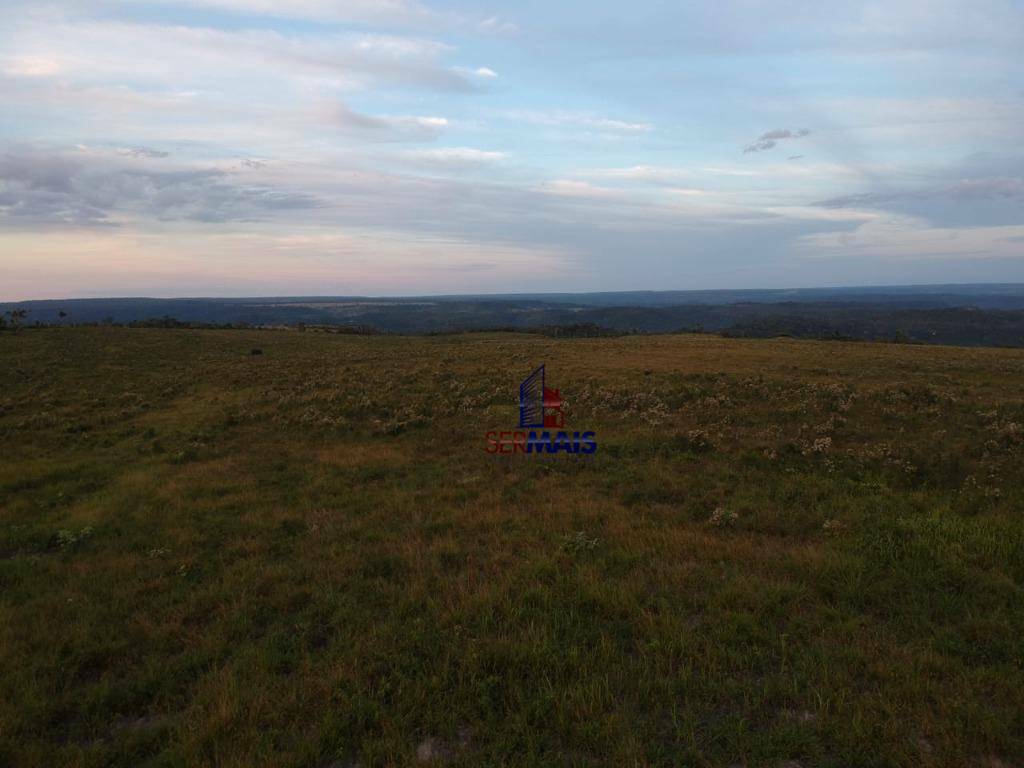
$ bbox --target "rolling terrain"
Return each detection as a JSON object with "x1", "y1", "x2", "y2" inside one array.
[
  {"x1": 1, "y1": 327, "x2": 1023, "y2": 767},
  {"x1": 5, "y1": 284, "x2": 1024, "y2": 346}
]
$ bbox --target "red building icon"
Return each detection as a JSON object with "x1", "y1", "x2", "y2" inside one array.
[{"x1": 542, "y1": 385, "x2": 564, "y2": 428}]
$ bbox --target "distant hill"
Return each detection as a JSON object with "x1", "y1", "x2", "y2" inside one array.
[{"x1": 4, "y1": 284, "x2": 1024, "y2": 347}]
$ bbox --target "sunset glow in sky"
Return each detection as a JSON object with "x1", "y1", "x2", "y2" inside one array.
[{"x1": 2, "y1": 0, "x2": 1023, "y2": 299}]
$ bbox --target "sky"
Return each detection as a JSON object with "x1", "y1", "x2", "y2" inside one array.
[{"x1": 1, "y1": 0, "x2": 1023, "y2": 300}]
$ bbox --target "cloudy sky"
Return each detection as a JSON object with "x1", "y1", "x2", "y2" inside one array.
[{"x1": 1, "y1": 0, "x2": 1023, "y2": 299}]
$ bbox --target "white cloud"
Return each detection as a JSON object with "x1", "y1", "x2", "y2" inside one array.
[
  {"x1": 118, "y1": 0, "x2": 439, "y2": 26},
  {"x1": 2, "y1": 56, "x2": 60, "y2": 76},
  {"x1": 539, "y1": 180, "x2": 619, "y2": 199},
  {"x1": 403, "y1": 147, "x2": 506, "y2": 167},
  {"x1": 454, "y1": 65, "x2": 499, "y2": 80},
  {"x1": 549, "y1": 0, "x2": 1024, "y2": 56},
  {"x1": 505, "y1": 110, "x2": 653, "y2": 134},
  {"x1": 329, "y1": 105, "x2": 450, "y2": 141},
  {"x1": 0, "y1": 146, "x2": 321, "y2": 227},
  {"x1": 24, "y1": 0, "x2": 522, "y2": 36},
  {"x1": 478, "y1": 16, "x2": 519, "y2": 35},
  {"x1": 796, "y1": 213, "x2": 1024, "y2": 262},
  {"x1": 588, "y1": 166, "x2": 693, "y2": 184},
  {"x1": 1, "y1": 21, "x2": 476, "y2": 94}
]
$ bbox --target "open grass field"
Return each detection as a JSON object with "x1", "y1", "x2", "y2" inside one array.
[{"x1": 1, "y1": 327, "x2": 1022, "y2": 767}]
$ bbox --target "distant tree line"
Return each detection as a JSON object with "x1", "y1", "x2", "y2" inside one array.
[
  {"x1": 124, "y1": 317, "x2": 380, "y2": 334},
  {"x1": 4, "y1": 306, "x2": 1024, "y2": 347},
  {"x1": 0, "y1": 308, "x2": 72, "y2": 330},
  {"x1": 0, "y1": 309, "x2": 29, "y2": 331}
]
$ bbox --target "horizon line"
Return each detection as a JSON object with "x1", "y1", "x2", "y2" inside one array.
[{"x1": 5, "y1": 281, "x2": 1024, "y2": 304}]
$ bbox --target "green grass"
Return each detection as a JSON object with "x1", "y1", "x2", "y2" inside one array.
[{"x1": 1, "y1": 327, "x2": 1022, "y2": 767}]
